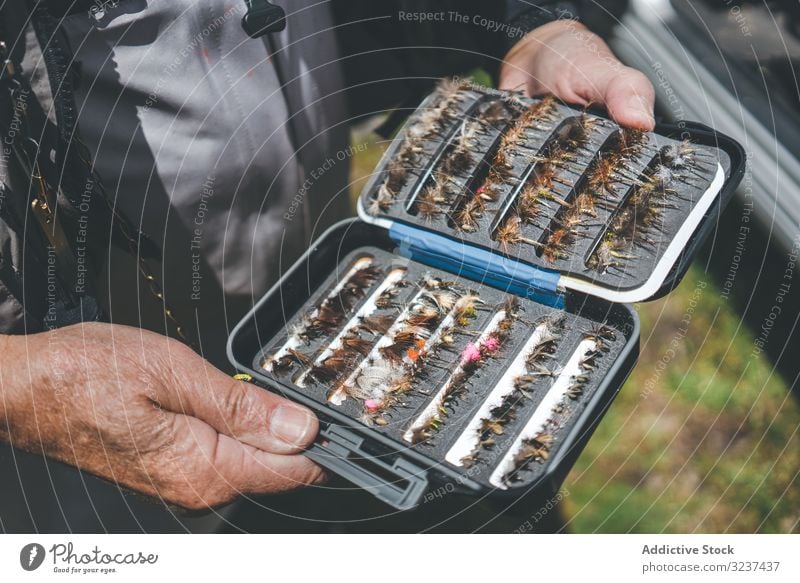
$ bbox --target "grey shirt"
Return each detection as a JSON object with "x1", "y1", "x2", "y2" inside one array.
[{"x1": 60, "y1": 0, "x2": 351, "y2": 365}]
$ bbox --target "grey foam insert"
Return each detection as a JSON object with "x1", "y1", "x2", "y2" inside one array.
[
  {"x1": 359, "y1": 85, "x2": 733, "y2": 293},
  {"x1": 255, "y1": 247, "x2": 631, "y2": 490}
]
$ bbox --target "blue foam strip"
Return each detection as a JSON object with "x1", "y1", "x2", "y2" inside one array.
[{"x1": 388, "y1": 222, "x2": 565, "y2": 309}]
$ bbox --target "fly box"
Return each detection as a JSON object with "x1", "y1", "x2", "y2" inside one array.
[{"x1": 227, "y1": 81, "x2": 746, "y2": 510}]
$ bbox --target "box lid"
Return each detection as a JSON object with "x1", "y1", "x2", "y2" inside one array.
[{"x1": 356, "y1": 81, "x2": 746, "y2": 304}]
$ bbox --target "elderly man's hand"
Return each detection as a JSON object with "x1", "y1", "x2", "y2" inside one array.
[
  {"x1": 0, "y1": 323, "x2": 324, "y2": 511},
  {"x1": 499, "y1": 19, "x2": 656, "y2": 130}
]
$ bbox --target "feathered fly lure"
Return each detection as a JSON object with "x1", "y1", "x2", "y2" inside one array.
[
  {"x1": 413, "y1": 173, "x2": 451, "y2": 221},
  {"x1": 435, "y1": 100, "x2": 516, "y2": 230},
  {"x1": 489, "y1": 323, "x2": 617, "y2": 488},
  {"x1": 470, "y1": 391, "x2": 527, "y2": 456},
  {"x1": 440, "y1": 119, "x2": 481, "y2": 176},
  {"x1": 366, "y1": 183, "x2": 396, "y2": 216},
  {"x1": 576, "y1": 324, "x2": 616, "y2": 375},
  {"x1": 337, "y1": 265, "x2": 384, "y2": 306},
  {"x1": 405, "y1": 79, "x2": 472, "y2": 145},
  {"x1": 587, "y1": 138, "x2": 716, "y2": 273},
  {"x1": 447, "y1": 313, "x2": 564, "y2": 467},
  {"x1": 563, "y1": 326, "x2": 615, "y2": 400},
  {"x1": 515, "y1": 183, "x2": 569, "y2": 227},
  {"x1": 529, "y1": 144, "x2": 578, "y2": 189},
  {"x1": 403, "y1": 296, "x2": 521, "y2": 444},
  {"x1": 480, "y1": 99, "x2": 515, "y2": 128},
  {"x1": 359, "y1": 291, "x2": 484, "y2": 426},
  {"x1": 559, "y1": 114, "x2": 602, "y2": 152},
  {"x1": 579, "y1": 128, "x2": 651, "y2": 208},
  {"x1": 306, "y1": 348, "x2": 362, "y2": 385},
  {"x1": 508, "y1": 432, "x2": 556, "y2": 475},
  {"x1": 586, "y1": 142, "x2": 699, "y2": 273},
  {"x1": 520, "y1": 314, "x2": 564, "y2": 380},
  {"x1": 356, "y1": 313, "x2": 397, "y2": 336},
  {"x1": 300, "y1": 261, "x2": 382, "y2": 340},
  {"x1": 367, "y1": 79, "x2": 470, "y2": 215},
  {"x1": 495, "y1": 215, "x2": 544, "y2": 253},
  {"x1": 539, "y1": 194, "x2": 594, "y2": 263},
  {"x1": 499, "y1": 95, "x2": 559, "y2": 157},
  {"x1": 263, "y1": 258, "x2": 382, "y2": 374},
  {"x1": 267, "y1": 347, "x2": 312, "y2": 376},
  {"x1": 293, "y1": 267, "x2": 407, "y2": 387},
  {"x1": 452, "y1": 196, "x2": 486, "y2": 232},
  {"x1": 467, "y1": 95, "x2": 559, "y2": 209},
  {"x1": 328, "y1": 274, "x2": 454, "y2": 406},
  {"x1": 529, "y1": 113, "x2": 606, "y2": 183},
  {"x1": 360, "y1": 372, "x2": 416, "y2": 426},
  {"x1": 659, "y1": 139, "x2": 713, "y2": 176},
  {"x1": 378, "y1": 325, "x2": 432, "y2": 364},
  {"x1": 339, "y1": 333, "x2": 375, "y2": 356}
]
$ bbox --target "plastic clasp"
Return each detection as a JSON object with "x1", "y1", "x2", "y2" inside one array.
[
  {"x1": 241, "y1": 0, "x2": 287, "y2": 38},
  {"x1": 306, "y1": 425, "x2": 429, "y2": 510}
]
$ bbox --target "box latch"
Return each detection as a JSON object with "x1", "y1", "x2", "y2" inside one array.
[{"x1": 306, "y1": 425, "x2": 429, "y2": 510}]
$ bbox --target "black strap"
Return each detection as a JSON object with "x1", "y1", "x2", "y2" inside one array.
[
  {"x1": 39, "y1": 0, "x2": 98, "y2": 19},
  {"x1": 27, "y1": 0, "x2": 161, "y2": 261},
  {"x1": 0, "y1": 2, "x2": 142, "y2": 326},
  {"x1": 0, "y1": 51, "x2": 95, "y2": 324}
]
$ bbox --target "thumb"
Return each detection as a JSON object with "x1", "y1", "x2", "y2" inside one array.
[
  {"x1": 498, "y1": 65, "x2": 536, "y2": 97},
  {"x1": 158, "y1": 346, "x2": 319, "y2": 455},
  {"x1": 596, "y1": 67, "x2": 656, "y2": 131}
]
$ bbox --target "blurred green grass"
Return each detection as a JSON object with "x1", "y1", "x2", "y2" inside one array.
[
  {"x1": 348, "y1": 126, "x2": 800, "y2": 534},
  {"x1": 563, "y1": 272, "x2": 800, "y2": 533}
]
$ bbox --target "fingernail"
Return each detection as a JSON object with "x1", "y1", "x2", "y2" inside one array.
[
  {"x1": 270, "y1": 404, "x2": 315, "y2": 447},
  {"x1": 628, "y1": 95, "x2": 655, "y2": 126}
]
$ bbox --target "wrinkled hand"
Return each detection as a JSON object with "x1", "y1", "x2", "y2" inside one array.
[
  {"x1": 499, "y1": 20, "x2": 656, "y2": 130},
  {"x1": 0, "y1": 323, "x2": 324, "y2": 510}
]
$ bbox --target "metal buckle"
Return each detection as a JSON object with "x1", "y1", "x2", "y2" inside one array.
[{"x1": 1, "y1": 41, "x2": 18, "y2": 81}]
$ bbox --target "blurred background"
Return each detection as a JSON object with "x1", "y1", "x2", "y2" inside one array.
[{"x1": 342, "y1": 0, "x2": 800, "y2": 532}]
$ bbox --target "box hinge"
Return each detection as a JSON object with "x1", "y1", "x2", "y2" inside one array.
[{"x1": 388, "y1": 222, "x2": 565, "y2": 308}]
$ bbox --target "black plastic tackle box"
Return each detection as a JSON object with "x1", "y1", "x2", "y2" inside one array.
[{"x1": 227, "y1": 81, "x2": 746, "y2": 510}]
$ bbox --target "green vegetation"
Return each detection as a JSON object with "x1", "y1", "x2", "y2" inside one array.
[{"x1": 563, "y1": 271, "x2": 799, "y2": 533}]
